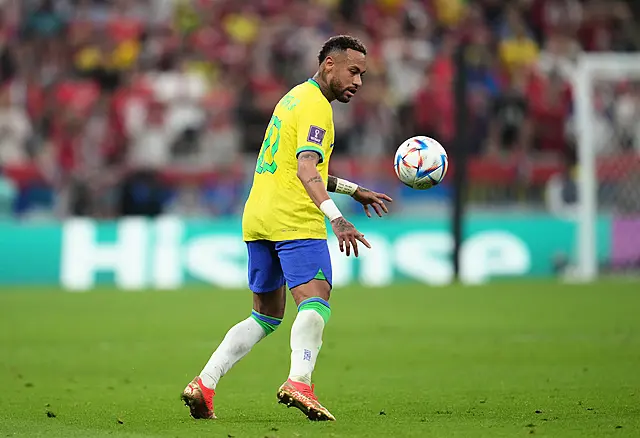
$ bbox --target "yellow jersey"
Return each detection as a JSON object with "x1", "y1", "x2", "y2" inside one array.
[
  {"x1": 242, "y1": 79, "x2": 335, "y2": 242},
  {"x1": 499, "y1": 37, "x2": 539, "y2": 73}
]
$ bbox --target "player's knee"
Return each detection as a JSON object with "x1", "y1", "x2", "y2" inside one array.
[
  {"x1": 250, "y1": 310, "x2": 282, "y2": 336},
  {"x1": 297, "y1": 297, "x2": 331, "y2": 324}
]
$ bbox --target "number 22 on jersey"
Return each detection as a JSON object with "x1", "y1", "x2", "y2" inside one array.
[{"x1": 255, "y1": 116, "x2": 281, "y2": 174}]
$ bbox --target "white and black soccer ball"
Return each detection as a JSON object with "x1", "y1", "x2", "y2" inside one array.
[{"x1": 393, "y1": 136, "x2": 448, "y2": 190}]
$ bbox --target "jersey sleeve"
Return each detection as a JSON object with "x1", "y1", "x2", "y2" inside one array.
[{"x1": 295, "y1": 99, "x2": 332, "y2": 164}]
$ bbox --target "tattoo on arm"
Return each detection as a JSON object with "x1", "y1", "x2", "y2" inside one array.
[
  {"x1": 357, "y1": 186, "x2": 371, "y2": 193},
  {"x1": 305, "y1": 175, "x2": 323, "y2": 185},
  {"x1": 327, "y1": 175, "x2": 337, "y2": 192}
]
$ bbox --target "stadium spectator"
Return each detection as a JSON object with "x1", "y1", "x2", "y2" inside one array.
[
  {"x1": 486, "y1": 72, "x2": 531, "y2": 156},
  {"x1": 0, "y1": 86, "x2": 32, "y2": 165},
  {"x1": 0, "y1": 0, "x2": 638, "y2": 218},
  {"x1": 498, "y1": 6, "x2": 540, "y2": 76}
]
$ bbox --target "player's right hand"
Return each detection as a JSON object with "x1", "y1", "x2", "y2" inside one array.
[{"x1": 330, "y1": 217, "x2": 371, "y2": 257}]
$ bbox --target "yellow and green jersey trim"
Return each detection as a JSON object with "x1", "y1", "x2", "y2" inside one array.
[
  {"x1": 296, "y1": 145, "x2": 325, "y2": 163},
  {"x1": 307, "y1": 78, "x2": 321, "y2": 89}
]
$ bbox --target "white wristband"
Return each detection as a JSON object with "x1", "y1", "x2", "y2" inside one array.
[
  {"x1": 320, "y1": 199, "x2": 343, "y2": 222},
  {"x1": 335, "y1": 178, "x2": 358, "y2": 196}
]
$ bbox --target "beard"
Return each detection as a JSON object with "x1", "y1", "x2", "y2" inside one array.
[{"x1": 330, "y1": 77, "x2": 351, "y2": 103}]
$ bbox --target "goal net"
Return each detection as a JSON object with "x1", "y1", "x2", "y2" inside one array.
[{"x1": 572, "y1": 53, "x2": 640, "y2": 281}]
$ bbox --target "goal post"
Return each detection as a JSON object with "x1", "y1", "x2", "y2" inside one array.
[{"x1": 572, "y1": 53, "x2": 640, "y2": 281}]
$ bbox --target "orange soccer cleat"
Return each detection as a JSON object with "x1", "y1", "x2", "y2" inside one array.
[
  {"x1": 277, "y1": 379, "x2": 336, "y2": 421},
  {"x1": 181, "y1": 376, "x2": 216, "y2": 419}
]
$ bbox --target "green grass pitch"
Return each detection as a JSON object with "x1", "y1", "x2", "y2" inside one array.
[{"x1": 1, "y1": 282, "x2": 639, "y2": 437}]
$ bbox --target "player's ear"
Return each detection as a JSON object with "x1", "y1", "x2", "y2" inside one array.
[{"x1": 324, "y1": 56, "x2": 334, "y2": 71}]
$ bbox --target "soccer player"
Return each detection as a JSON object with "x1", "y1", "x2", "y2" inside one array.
[{"x1": 181, "y1": 35, "x2": 392, "y2": 422}]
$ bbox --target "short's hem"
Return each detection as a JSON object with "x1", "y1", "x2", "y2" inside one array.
[
  {"x1": 249, "y1": 281, "x2": 286, "y2": 294},
  {"x1": 289, "y1": 277, "x2": 333, "y2": 291}
]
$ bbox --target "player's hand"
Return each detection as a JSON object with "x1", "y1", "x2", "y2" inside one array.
[
  {"x1": 351, "y1": 186, "x2": 393, "y2": 218},
  {"x1": 330, "y1": 216, "x2": 371, "y2": 257}
]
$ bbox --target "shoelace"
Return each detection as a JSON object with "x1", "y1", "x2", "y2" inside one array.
[{"x1": 297, "y1": 383, "x2": 318, "y2": 402}]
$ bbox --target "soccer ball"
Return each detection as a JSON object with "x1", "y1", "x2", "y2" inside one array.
[{"x1": 393, "y1": 136, "x2": 448, "y2": 190}]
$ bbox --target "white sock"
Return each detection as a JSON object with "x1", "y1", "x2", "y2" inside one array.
[
  {"x1": 200, "y1": 317, "x2": 266, "y2": 390},
  {"x1": 288, "y1": 310, "x2": 325, "y2": 386}
]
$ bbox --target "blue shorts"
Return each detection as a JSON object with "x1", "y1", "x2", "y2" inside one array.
[{"x1": 246, "y1": 239, "x2": 332, "y2": 293}]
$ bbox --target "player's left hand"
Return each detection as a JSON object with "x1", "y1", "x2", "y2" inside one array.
[{"x1": 351, "y1": 187, "x2": 393, "y2": 218}]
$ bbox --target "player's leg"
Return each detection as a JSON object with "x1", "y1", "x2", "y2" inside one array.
[
  {"x1": 182, "y1": 240, "x2": 286, "y2": 419},
  {"x1": 198, "y1": 286, "x2": 286, "y2": 390},
  {"x1": 288, "y1": 280, "x2": 330, "y2": 386},
  {"x1": 275, "y1": 239, "x2": 335, "y2": 421}
]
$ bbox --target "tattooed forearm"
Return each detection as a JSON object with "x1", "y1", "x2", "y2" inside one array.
[
  {"x1": 305, "y1": 175, "x2": 323, "y2": 185},
  {"x1": 327, "y1": 175, "x2": 338, "y2": 192},
  {"x1": 357, "y1": 186, "x2": 371, "y2": 193},
  {"x1": 297, "y1": 151, "x2": 329, "y2": 207}
]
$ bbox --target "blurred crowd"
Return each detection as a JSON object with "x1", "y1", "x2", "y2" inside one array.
[{"x1": 0, "y1": 0, "x2": 639, "y2": 219}]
